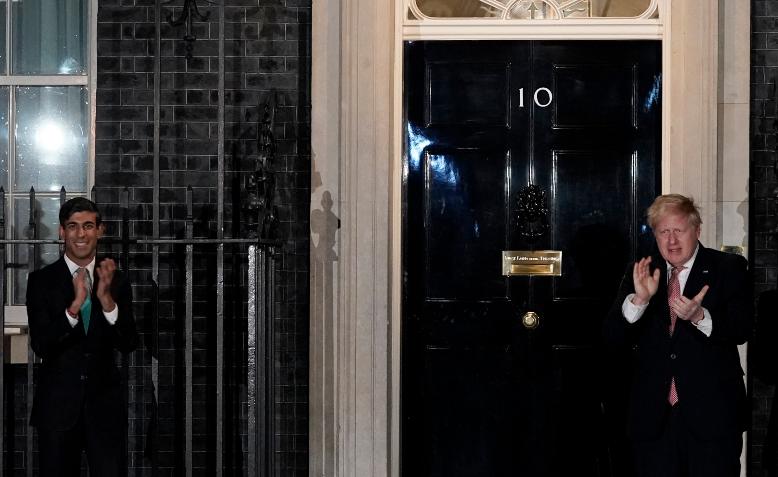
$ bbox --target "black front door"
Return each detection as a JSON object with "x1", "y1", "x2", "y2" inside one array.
[{"x1": 402, "y1": 40, "x2": 661, "y2": 477}]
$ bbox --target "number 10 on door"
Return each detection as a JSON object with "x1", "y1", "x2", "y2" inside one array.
[{"x1": 518, "y1": 87, "x2": 553, "y2": 108}]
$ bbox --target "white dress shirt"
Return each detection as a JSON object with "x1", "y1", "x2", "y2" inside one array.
[
  {"x1": 621, "y1": 245, "x2": 713, "y2": 337},
  {"x1": 63, "y1": 255, "x2": 118, "y2": 327}
]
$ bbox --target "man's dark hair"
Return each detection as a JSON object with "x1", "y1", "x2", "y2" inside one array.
[{"x1": 59, "y1": 197, "x2": 102, "y2": 226}]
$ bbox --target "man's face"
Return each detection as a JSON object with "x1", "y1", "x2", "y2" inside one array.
[
  {"x1": 59, "y1": 211, "x2": 103, "y2": 266},
  {"x1": 653, "y1": 212, "x2": 700, "y2": 268}
]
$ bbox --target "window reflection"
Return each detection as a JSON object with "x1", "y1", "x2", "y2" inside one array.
[
  {"x1": 12, "y1": 197, "x2": 61, "y2": 304},
  {"x1": 14, "y1": 86, "x2": 88, "y2": 192},
  {"x1": 12, "y1": 0, "x2": 87, "y2": 75},
  {"x1": 591, "y1": 0, "x2": 652, "y2": 17},
  {"x1": 0, "y1": 88, "x2": 8, "y2": 188},
  {"x1": 0, "y1": 1, "x2": 6, "y2": 73},
  {"x1": 415, "y1": 0, "x2": 500, "y2": 18}
]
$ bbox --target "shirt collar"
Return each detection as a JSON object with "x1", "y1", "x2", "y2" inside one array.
[
  {"x1": 666, "y1": 243, "x2": 700, "y2": 272},
  {"x1": 64, "y1": 254, "x2": 96, "y2": 278}
]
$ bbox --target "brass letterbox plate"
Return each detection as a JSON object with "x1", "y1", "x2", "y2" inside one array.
[{"x1": 502, "y1": 250, "x2": 562, "y2": 277}]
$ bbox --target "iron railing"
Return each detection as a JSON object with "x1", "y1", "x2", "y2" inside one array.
[
  {"x1": 0, "y1": 186, "x2": 277, "y2": 476},
  {"x1": 0, "y1": 0, "x2": 284, "y2": 472}
]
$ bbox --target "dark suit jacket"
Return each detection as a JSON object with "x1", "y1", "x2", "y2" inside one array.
[
  {"x1": 26, "y1": 256, "x2": 138, "y2": 432},
  {"x1": 604, "y1": 244, "x2": 752, "y2": 441}
]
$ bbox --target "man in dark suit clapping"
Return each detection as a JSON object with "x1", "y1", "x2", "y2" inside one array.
[
  {"x1": 27, "y1": 197, "x2": 138, "y2": 477},
  {"x1": 605, "y1": 194, "x2": 751, "y2": 477}
]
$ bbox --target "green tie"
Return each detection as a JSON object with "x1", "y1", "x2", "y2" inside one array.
[{"x1": 79, "y1": 268, "x2": 92, "y2": 334}]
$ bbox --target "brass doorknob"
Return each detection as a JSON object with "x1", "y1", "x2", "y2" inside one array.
[{"x1": 522, "y1": 311, "x2": 540, "y2": 329}]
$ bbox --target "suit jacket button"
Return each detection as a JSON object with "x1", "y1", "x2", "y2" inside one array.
[{"x1": 670, "y1": 353, "x2": 677, "y2": 360}]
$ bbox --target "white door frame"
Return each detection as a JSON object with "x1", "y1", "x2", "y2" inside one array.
[{"x1": 309, "y1": 1, "x2": 748, "y2": 475}]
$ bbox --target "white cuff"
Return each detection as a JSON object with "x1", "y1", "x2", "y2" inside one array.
[
  {"x1": 622, "y1": 294, "x2": 648, "y2": 323},
  {"x1": 691, "y1": 308, "x2": 712, "y2": 337},
  {"x1": 64, "y1": 310, "x2": 79, "y2": 327},
  {"x1": 103, "y1": 306, "x2": 118, "y2": 325}
]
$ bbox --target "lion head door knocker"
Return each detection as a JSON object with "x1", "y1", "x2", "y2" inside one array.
[{"x1": 501, "y1": 185, "x2": 560, "y2": 329}]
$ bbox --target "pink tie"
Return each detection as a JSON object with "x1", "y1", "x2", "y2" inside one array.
[{"x1": 668, "y1": 266, "x2": 684, "y2": 405}]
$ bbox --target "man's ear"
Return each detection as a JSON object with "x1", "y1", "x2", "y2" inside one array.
[
  {"x1": 97, "y1": 223, "x2": 105, "y2": 238},
  {"x1": 58, "y1": 225, "x2": 64, "y2": 240}
]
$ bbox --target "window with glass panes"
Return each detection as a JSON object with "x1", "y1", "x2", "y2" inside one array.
[{"x1": 0, "y1": 0, "x2": 94, "y2": 306}]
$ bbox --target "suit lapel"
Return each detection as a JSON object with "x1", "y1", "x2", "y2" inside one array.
[
  {"x1": 652, "y1": 254, "x2": 671, "y2": 329},
  {"x1": 90, "y1": 270, "x2": 100, "y2": 329},
  {"x1": 91, "y1": 268, "x2": 100, "y2": 301},
  {"x1": 54, "y1": 257, "x2": 88, "y2": 337},
  {"x1": 684, "y1": 243, "x2": 711, "y2": 301},
  {"x1": 57, "y1": 257, "x2": 76, "y2": 301}
]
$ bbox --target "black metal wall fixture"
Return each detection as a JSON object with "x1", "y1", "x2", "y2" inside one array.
[
  {"x1": 0, "y1": 0, "x2": 280, "y2": 475},
  {"x1": 166, "y1": 0, "x2": 212, "y2": 61},
  {"x1": 243, "y1": 100, "x2": 280, "y2": 240}
]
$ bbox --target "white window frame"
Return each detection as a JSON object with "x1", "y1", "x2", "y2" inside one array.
[{"x1": 1, "y1": 0, "x2": 97, "y2": 325}]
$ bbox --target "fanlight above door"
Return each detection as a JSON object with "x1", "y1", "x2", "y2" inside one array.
[{"x1": 409, "y1": 0, "x2": 658, "y2": 20}]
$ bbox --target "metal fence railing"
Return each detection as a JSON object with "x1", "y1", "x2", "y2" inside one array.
[{"x1": 0, "y1": 185, "x2": 277, "y2": 476}]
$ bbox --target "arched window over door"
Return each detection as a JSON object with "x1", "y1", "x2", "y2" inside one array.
[{"x1": 409, "y1": 0, "x2": 658, "y2": 20}]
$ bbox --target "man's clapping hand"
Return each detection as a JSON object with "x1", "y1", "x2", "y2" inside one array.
[
  {"x1": 95, "y1": 258, "x2": 117, "y2": 313},
  {"x1": 631, "y1": 256, "x2": 660, "y2": 306}
]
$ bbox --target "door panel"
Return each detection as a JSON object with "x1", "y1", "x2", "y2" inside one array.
[
  {"x1": 552, "y1": 65, "x2": 636, "y2": 128},
  {"x1": 421, "y1": 346, "x2": 515, "y2": 477},
  {"x1": 424, "y1": 148, "x2": 509, "y2": 300},
  {"x1": 426, "y1": 62, "x2": 512, "y2": 127},
  {"x1": 550, "y1": 149, "x2": 633, "y2": 300},
  {"x1": 403, "y1": 40, "x2": 661, "y2": 477}
]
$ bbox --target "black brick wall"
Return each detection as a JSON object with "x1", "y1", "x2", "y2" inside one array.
[
  {"x1": 752, "y1": 2, "x2": 778, "y2": 476},
  {"x1": 94, "y1": 0, "x2": 310, "y2": 475}
]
